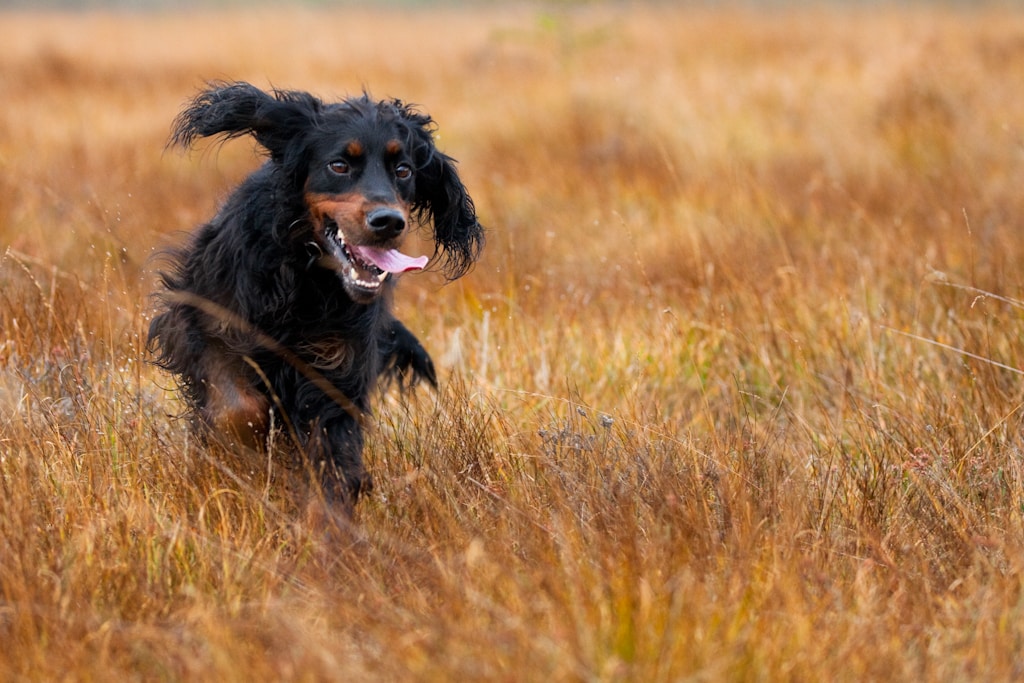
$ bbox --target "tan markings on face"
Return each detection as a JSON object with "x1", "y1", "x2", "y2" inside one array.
[
  {"x1": 305, "y1": 191, "x2": 413, "y2": 245},
  {"x1": 385, "y1": 140, "x2": 402, "y2": 156},
  {"x1": 345, "y1": 140, "x2": 364, "y2": 157},
  {"x1": 305, "y1": 192, "x2": 366, "y2": 236}
]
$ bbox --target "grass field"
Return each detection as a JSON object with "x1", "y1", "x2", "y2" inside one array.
[{"x1": 3, "y1": 3, "x2": 1024, "y2": 680}]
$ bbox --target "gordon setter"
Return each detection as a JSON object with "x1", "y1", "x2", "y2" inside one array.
[{"x1": 148, "y1": 82, "x2": 483, "y2": 508}]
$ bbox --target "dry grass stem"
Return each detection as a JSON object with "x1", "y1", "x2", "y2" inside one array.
[{"x1": 2, "y1": 4, "x2": 1024, "y2": 681}]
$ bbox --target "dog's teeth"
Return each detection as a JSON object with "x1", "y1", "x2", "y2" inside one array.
[
  {"x1": 376, "y1": 271, "x2": 388, "y2": 282},
  {"x1": 353, "y1": 277, "x2": 381, "y2": 289}
]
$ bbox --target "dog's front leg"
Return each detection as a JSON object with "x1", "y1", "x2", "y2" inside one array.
[
  {"x1": 381, "y1": 318, "x2": 437, "y2": 389},
  {"x1": 305, "y1": 416, "x2": 372, "y2": 509}
]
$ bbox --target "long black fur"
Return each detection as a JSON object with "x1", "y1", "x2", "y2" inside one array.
[{"x1": 148, "y1": 82, "x2": 483, "y2": 507}]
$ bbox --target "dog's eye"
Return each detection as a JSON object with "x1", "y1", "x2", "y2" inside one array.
[
  {"x1": 395, "y1": 163, "x2": 413, "y2": 180},
  {"x1": 328, "y1": 160, "x2": 351, "y2": 175}
]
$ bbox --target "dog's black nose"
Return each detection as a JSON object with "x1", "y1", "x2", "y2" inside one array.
[{"x1": 366, "y1": 208, "x2": 406, "y2": 239}]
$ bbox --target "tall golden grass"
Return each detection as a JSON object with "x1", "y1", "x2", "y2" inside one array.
[{"x1": 3, "y1": 4, "x2": 1024, "y2": 680}]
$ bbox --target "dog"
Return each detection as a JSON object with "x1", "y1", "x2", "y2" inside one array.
[{"x1": 148, "y1": 81, "x2": 483, "y2": 508}]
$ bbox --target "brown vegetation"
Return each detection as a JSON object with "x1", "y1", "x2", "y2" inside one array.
[{"x1": 2, "y1": 4, "x2": 1024, "y2": 680}]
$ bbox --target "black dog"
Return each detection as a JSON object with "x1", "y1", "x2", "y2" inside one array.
[{"x1": 148, "y1": 82, "x2": 483, "y2": 507}]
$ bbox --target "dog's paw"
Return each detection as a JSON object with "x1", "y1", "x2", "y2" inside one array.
[
  {"x1": 318, "y1": 466, "x2": 373, "y2": 515},
  {"x1": 348, "y1": 469, "x2": 373, "y2": 498},
  {"x1": 387, "y1": 322, "x2": 438, "y2": 389}
]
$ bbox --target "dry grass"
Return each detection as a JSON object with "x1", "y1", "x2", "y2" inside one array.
[{"x1": 3, "y1": 3, "x2": 1024, "y2": 680}]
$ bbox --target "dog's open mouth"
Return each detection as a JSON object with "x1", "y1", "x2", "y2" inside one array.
[{"x1": 317, "y1": 219, "x2": 428, "y2": 302}]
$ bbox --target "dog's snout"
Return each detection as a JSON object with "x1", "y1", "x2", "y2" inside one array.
[{"x1": 366, "y1": 208, "x2": 406, "y2": 239}]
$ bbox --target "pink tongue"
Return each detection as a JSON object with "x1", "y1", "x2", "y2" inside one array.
[{"x1": 350, "y1": 245, "x2": 429, "y2": 273}]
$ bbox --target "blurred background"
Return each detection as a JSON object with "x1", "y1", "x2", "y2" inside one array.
[{"x1": 3, "y1": 2, "x2": 1024, "y2": 680}]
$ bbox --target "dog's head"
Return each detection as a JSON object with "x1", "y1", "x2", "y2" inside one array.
[{"x1": 171, "y1": 81, "x2": 484, "y2": 303}]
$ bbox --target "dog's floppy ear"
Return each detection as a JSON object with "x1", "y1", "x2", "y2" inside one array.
[
  {"x1": 170, "y1": 81, "x2": 319, "y2": 162},
  {"x1": 403, "y1": 109, "x2": 484, "y2": 281}
]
